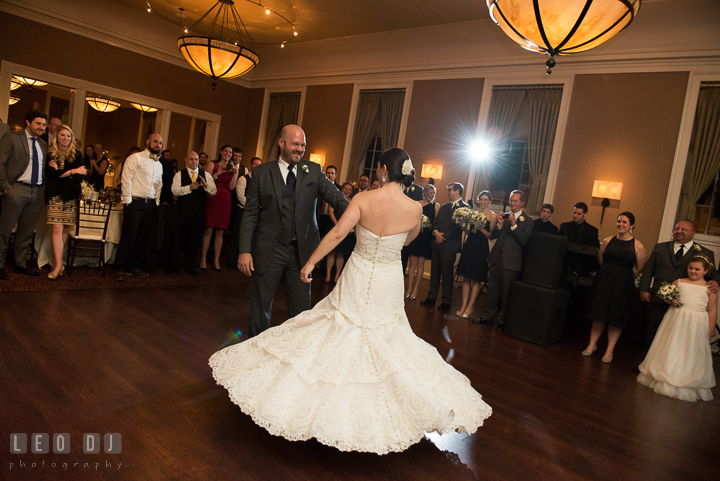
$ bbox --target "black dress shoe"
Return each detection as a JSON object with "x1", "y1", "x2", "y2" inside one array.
[
  {"x1": 497, "y1": 324, "x2": 505, "y2": 332},
  {"x1": 420, "y1": 298, "x2": 436, "y2": 306},
  {"x1": 132, "y1": 268, "x2": 150, "y2": 278},
  {"x1": 187, "y1": 269, "x2": 200, "y2": 276},
  {"x1": 14, "y1": 266, "x2": 40, "y2": 276},
  {"x1": 437, "y1": 303, "x2": 452, "y2": 311},
  {"x1": 114, "y1": 271, "x2": 125, "y2": 281},
  {"x1": 0, "y1": 270, "x2": 8, "y2": 280},
  {"x1": 473, "y1": 317, "x2": 492, "y2": 325}
]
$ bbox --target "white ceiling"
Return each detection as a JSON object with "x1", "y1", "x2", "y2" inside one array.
[{"x1": 109, "y1": 0, "x2": 490, "y2": 45}]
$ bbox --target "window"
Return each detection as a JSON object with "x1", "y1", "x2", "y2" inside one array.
[{"x1": 362, "y1": 137, "x2": 383, "y2": 180}]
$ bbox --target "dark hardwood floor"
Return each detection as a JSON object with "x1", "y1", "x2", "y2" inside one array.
[{"x1": 1, "y1": 276, "x2": 718, "y2": 480}]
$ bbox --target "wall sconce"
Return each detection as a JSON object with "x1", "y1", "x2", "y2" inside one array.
[
  {"x1": 309, "y1": 153, "x2": 325, "y2": 167},
  {"x1": 592, "y1": 180, "x2": 623, "y2": 224},
  {"x1": 421, "y1": 164, "x2": 443, "y2": 180}
]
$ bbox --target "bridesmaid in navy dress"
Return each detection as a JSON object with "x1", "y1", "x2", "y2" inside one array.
[
  {"x1": 456, "y1": 190, "x2": 497, "y2": 318},
  {"x1": 583, "y1": 212, "x2": 647, "y2": 363},
  {"x1": 405, "y1": 184, "x2": 440, "y2": 300},
  {"x1": 329, "y1": 182, "x2": 356, "y2": 282}
]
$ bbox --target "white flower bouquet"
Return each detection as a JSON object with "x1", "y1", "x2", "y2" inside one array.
[
  {"x1": 81, "y1": 180, "x2": 95, "y2": 200},
  {"x1": 453, "y1": 207, "x2": 487, "y2": 233},
  {"x1": 421, "y1": 215, "x2": 432, "y2": 230},
  {"x1": 656, "y1": 282, "x2": 682, "y2": 307}
]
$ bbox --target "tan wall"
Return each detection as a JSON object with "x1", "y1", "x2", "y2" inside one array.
[
  {"x1": 84, "y1": 105, "x2": 141, "y2": 165},
  {"x1": 0, "y1": 13, "x2": 252, "y2": 152},
  {"x1": 239, "y1": 88, "x2": 265, "y2": 169},
  {"x1": 166, "y1": 112, "x2": 192, "y2": 169},
  {"x1": 301, "y1": 84, "x2": 354, "y2": 178},
  {"x1": 552, "y1": 72, "x2": 690, "y2": 248},
  {"x1": 403, "y1": 78, "x2": 485, "y2": 205}
]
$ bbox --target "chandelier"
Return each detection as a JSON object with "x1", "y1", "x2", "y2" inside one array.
[
  {"x1": 86, "y1": 97, "x2": 121, "y2": 113},
  {"x1": 487, "y1": 0, "x2": 641, "y2": 74},
  {"x1": 13, "y1": 76, "x2": 48, "y2": 92},
  {"x1": 9, "y1": 97, "x2": 20, "y2": 106},
  {"x1": 131, "y1": 103, "x2": 158, "y2": 113},
  {"x1": 10, "y1": 79, "x2": 22, "y2": 91},
  {"x1": 177, "y1": 0, "x2": 260, "y2": 88}
]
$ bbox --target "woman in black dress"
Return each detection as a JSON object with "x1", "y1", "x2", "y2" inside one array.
[
  {"x1": 456, "y1": 190, "x2": 497, "y2": 318},
  {"x1": 329, "y1": 182, "x2": 356, "y2": 282},
  {"x1": 45, "y1": 125, "x2": 87, "y2": 279},
  {"x1": 405, "y1": 184, "x2": 440, "y2": 300},
  {"x1": 583, "y1": 212, "x2": 647, "y2": 363}
]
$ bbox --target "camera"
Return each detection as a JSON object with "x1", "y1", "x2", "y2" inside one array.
[
  {"x1": 225, "y1": 161, "x2": 234, "y2": 172},
  {"x1": 502, "y1": 213, "x2": 512, "y2": 219}
]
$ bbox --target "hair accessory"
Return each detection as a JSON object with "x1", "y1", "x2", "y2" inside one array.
[
  {"x1": 401, "y1": 159, "x2": 413, "y2": 176},
  {"x1": 690, "y1": 254, "x2": 715, "y2": 271}
]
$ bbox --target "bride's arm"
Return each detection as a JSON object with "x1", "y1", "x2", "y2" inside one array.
[
  {"x1": 403, "y1": 204, "x2": 423, "y2": 246},
  {"x1": 301, "y1": 199, "x2": 361, "y2": 282}
]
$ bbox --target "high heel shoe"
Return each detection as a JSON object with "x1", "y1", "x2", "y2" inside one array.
[
  {"x1": 58, "y1": 265, "x2": 65, "y2": 277},
  {"x1": 601, "y1": 354, "x2": 613, "y2": 364},
  {"x1": 581, "y1": 347, "x2": 597, "y2": 357},
  {"x1": 48, "y1": 271, "x2": 60, "y2": 280}
]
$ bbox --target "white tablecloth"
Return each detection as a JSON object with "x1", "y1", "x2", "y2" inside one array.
[{"x1": 34, "y1": 204, "x2": 124, "y2": 268}]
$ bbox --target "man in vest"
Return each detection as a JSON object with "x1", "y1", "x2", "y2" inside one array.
[{"x1": 170, "y1": 151, "x2": 217, "y2": 275}]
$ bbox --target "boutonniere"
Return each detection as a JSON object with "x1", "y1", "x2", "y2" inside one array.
[
  {"x1": 693, "y1": 244, "x2": 702, "y2": 252},
  {"x1": 518, "y1": 216, "x2": 525, "y2": 222},
  {"x1": 299, "y1": 165, "x2": 309, "y2": 174},
  {"x1": 410, "y1": 186, "x2": 415, "y2": 192}
]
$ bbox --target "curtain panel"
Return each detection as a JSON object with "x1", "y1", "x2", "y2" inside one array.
[
  {"x1": 262, "y1": 92, "x2": 301, "y2": 163},
  {"x1": 679, "y1": 87, "x2": 720, "y2": 221},
  {"x1": 527, "y1": 89, "x2": 562, "y2": 211}
]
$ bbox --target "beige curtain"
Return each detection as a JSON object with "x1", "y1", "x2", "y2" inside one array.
[
  {"x1": 262, "y1": 92, "x2": 301, "y2": 162},
  {"x1": 679, "y1": 87, "x2": 720, "y2": 220},
  {"x1": 380, "y1": 91, "x2": 405, "y2": 150},
  {"x1": 527, "y1": 89, "x2": 562, "y2": 211},
  {"x1": 346, "y1": 92, "x2": 381, "y2": 183},
  {"x1": 472, "y1": 88, "x2": 526, "y2": 199}
]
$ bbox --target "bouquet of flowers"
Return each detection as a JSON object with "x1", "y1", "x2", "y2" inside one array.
[
  {"x1": 656, "y1": 282, "x2": 682, "y2": 307},
  {"x1": 453, "y1": 207, "x2": 488, "y2": 233},
  {"x1": 81, "y1": 180, "x2": 95, "y2": 200},
  {"x1": 421, "y1": 215, "x2": 432, "y2": 230}
]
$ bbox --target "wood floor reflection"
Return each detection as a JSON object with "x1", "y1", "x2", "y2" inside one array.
[{"x1": 0, "y1": 276, "x2": 718, "y2": 480}]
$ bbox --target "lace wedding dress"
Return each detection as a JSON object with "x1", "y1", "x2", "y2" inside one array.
[{"x1": 209, "y1": 225, "x2": 492, "y2": 454}]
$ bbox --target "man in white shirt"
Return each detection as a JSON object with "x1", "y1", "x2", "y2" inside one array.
[
  {"x1": 114, "y1": 133, "x2": 164, "y2": 280},
  {"x1": 169, "y1": 151, "x2": 216, "y2": 275}
]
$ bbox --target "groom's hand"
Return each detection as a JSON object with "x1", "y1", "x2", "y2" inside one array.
[{"x1": 238, "y1": 253, "x2": 254, "y2": 276}]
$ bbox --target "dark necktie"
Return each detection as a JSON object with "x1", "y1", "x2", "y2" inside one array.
[
  {"x1": 676, "y1": 245, "x2": 684, "y2": 261},
  {"x1": 30, "y1": 137, "x2": 39, "y2": 185},
  {"x1": 286, "y1": 165, "x2": 296, "y2": 194}
]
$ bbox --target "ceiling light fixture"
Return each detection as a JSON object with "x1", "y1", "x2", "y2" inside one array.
[
  {"x1": 13, "y1": 76, "x2": 48, "y2": 93},
  {"x1": 178, "y1": 0, "x2": 260, "y2": 89},
  {"x1": 10, "y1": 79, "x2": 22, "y2": 90},
  {"x1": 487, "y1": 0, "x2": 641, "y2": 74},
  {"x1": 9, "y1": 97, "x2": 20, "y2": 106},
  {"x1": 86, "y1": 96, "x2": 121, "y2": 113},
  {"x1": 131, "y1": 103, "x2": 158, "y2": 113}
]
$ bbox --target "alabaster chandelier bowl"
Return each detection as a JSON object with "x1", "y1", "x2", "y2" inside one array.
[{"x1": 487, "y1": 0, "x2": 641, "y2": 72}]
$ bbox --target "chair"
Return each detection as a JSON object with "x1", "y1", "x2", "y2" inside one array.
[{"x1": 67, "y1": 199, "x2": 114, "y2": 277}]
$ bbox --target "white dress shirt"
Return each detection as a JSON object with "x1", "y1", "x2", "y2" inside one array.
[
  {"x1": 674, "y1": 240, "x2": 694, "y2": 255},
  {"x1": 235, "y1": 171, "x2": 251, "y2": 207},
  {"x1": 277, "y1": 158, "x2": 296, "y2": 185},
  {"x1": 17, "y1": 130, "x2": 45, "y2": 185},
  {"x1": 171, "y1": 167, "x2": 217, "y2": 197},
  {"x1": 121, "y1": 149, "x2": 163, "y2": 205}
]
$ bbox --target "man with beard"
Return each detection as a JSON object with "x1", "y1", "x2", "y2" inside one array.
[
  {"x1": 238, "y1": 125, "x2": 348, "y2": 337},
  {"x1": 114, "y1": 134, "x2": 164, "y2": 280}
]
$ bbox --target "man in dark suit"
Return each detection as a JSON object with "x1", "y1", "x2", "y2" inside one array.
[
  {"x1": 558, "y1": 202, "x2": 599, "y2": 247},
  {"x1": 0, "y1": 110, "x2": 48, "y2": 279},
  {"x1": 238, "y1": 125, "x2": 348, "y2": 337},
  {"x1": 476, "y1": 190, "x2": 534, "y2": 331},
  {"x1": 421, "y1": 182, "x2": 469, "y2": 310},
  {"x1": 39, "y1": 117, "x2": 60, "y2": 146},
  {"x1": 639, "y1": 220, "x2": 720, "y2": 354},
  {"x1": 533, "y1": 203, "x2": 559, "y2": 235}
]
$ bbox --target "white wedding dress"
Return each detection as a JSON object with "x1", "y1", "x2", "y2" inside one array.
[{"x1": 209, "y1": 225, "x2": 492, "y2": 454}]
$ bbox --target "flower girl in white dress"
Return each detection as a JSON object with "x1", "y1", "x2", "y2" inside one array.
[
  {"x1": 209, "y1": 148, "x2": 491, "y2": 454},
  {"x1": 637, "y1": 256, "x2": 717, "y2": 401}
]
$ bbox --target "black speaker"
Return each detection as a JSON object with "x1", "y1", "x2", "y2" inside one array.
[
  {"x1": 505, "y1": 281, "x2": 569, "y2": 345},
  {"x1": 523, "y1": 232, "x2": 567, "y2": 289}
]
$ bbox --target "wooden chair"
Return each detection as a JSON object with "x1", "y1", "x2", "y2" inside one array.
[{"x1": 67, "y1": 199, "x2": 114, "y2": 277}]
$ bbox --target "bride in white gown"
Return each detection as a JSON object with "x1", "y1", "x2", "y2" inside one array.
[{"x1": 209, "y1": 148, "x2": 491, "y2": 454}]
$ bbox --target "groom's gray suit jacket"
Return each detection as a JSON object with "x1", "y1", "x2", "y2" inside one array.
[{"x1": 239, "y1": 159, "x2": 348, "y2": 275}]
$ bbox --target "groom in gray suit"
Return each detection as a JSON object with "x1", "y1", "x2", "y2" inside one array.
[
  {"x1": 476, "y1": 190, "x2": 533, "y2": 331},
  {"x1": 0, "y1": 110, "x2": 48, "y2": 280},
  {"x1": 239, "y1": 125, "x2": 349, "y2": 337},
  {"x1": 639, "y1": 220, "x2": 720, "y2": 351}
]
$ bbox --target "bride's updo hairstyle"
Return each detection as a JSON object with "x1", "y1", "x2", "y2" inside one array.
[{"x1": 378, "y1": 148, "x2": 415, "y2": 186}]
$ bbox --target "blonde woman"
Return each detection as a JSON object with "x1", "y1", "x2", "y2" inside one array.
[{"x1": 45, "y1": 125, "x2": 87, "y2": 279}]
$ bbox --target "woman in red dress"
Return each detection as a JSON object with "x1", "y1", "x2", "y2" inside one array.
[{"x1": 201, "y1": 145, "x2": 239, "y2": 271}]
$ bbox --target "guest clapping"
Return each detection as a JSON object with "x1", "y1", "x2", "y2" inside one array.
[
  {"x1": 45, "y1": 125, "x2": 87, "y2": 279},
  {"x1": 456, "y1": 191, "x2": 497, "y2": 317},
  {"x1": 200, "y1": 145, "x2": 239, "y2": 271},
  {"x1": 405, "y1": 184, "x2": 439, "y2": 300},
  {"x1": 583, "y1": 212, "x2": 647, "y2": 363}
]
